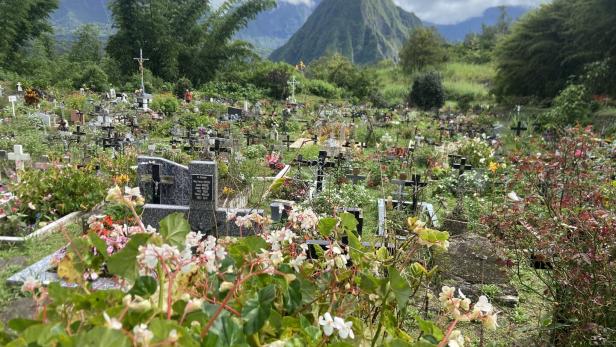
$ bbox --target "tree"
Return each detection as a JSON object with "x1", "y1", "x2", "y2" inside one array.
[
  {"x1": 0, "y1": 0, "x2": 58, "y2": 69},
  {"x1": 408, "y1": 71, "x2": 445, "y2": 111},
  {"x1": 106, "y1": 0, "x2": 275, "y2": 85},
  {"x1": 495, "y1": 0, "x2": 616, "y2": 98},
  {"x1": 399, "y1": 27, "x2": 448, "y2": 75},
  {"x1": 69, "y1": 25, "x2": 103, "y2": 63}
]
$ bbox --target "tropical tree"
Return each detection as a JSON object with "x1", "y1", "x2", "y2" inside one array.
[
  {"x1": 106, "y1": 0, "x2": 276, "y2": 85},
  {"x1": 399, "y1": 27, "x2": 448, "y2": 75}
]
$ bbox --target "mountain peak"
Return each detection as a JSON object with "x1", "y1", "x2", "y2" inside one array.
[{"x1": 269, "y1": 0, "x2": 421, "y2": 65}]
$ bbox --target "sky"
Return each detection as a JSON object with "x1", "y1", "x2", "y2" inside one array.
[
  {"x1": 393, "y1": 0, "x2": 550, "y2": 24},
  {"x1": 248, "y1": 0, "x2": 550, "y2": 25}
]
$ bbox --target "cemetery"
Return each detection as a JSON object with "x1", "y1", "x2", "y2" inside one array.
[{"x1": 0, "y1": 0, "x2": 615, "y2": 346}]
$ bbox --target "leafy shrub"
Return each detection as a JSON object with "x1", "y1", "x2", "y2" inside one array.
[
  {"x1": 545, "y1": 84, "x2": 591, "y2": 126},
  {"x1": 243, "y1": 144, "x2": 267, "y2": 159},
  {"x1": 311, "y1": 184, "x2": 372, "y2": 215},
  {"x1": 174, "y1": 77, "x2": 193, "y2": 98},
  {"x1": 305, "y1": 79, "x2": 340, "y2": 99},
  {"x1": 11, "y1": 166, "x2": 107, "y2": 223},
  {"x1": 150, "y1": 94, "x2": 180, "y2": 115},
  {"x1": 73, "y1": 64, "x2": 109, "y2": 92},
  {"x1": 458, "y1": 138, "x2": 493, "y2": 168},
  {"x1": 409, "y1": 71, "x2": 445, "y2": 110}
]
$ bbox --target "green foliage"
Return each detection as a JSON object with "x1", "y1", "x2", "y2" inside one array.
[
  {"x1": 409, "y1": 72, "x2": 445, "y2": 110},
  {"x1": 306, "y1": 54, "x2": 380, "y2": 102},
  {"x1": 200, "y1": 81, "x2": 264, "y2": 102},
  {"x1": 545, "y1": 84, "x2": 592, "y2": 126},
  {"x1": 174, "y1": 77, "x2": 193, "y2": 98},
  {"x1": 304, "y1": 79, "x2": 341, "y2": 99},
  {"x1": 68, "y1": 24, "x2": 103, "y2": 63},
  {"x1": 73, "y1": 63, "x2": 109, "y2": 91},
  {"x1": 150, "y1": 94, "x2": 180, "y2": 115},
  {"x1": 495, "y1": 0, "x2": 616, "y2": 98},
  {"x1": 311, "y1": 184, "x2": 372, "y2": 215},
  {"x1": 11, "y1": 166, "x2": 107, "y2": 223},
  {"x1": 106, "y1": 0, "x2": 276, "y2": 85},
  {"x1": 250, "y1": 61, "x2": 295, "y2": 100},
  {"x1": 0, "y1": 0, "x2": 58, "y2": 69},
  {"x1": 243, "y1": 144, "x2": 268, "y2": 159},
  {"x1": 399, "y1": 27, "x2": 448, "y2": 74}
]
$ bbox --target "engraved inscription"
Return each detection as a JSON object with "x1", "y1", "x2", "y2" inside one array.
[{"x1": 192, "y1": 175, "x2": 213, "y2": 202}]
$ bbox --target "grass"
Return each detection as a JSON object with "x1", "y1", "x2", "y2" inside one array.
[
  {"x1": 373, "y1": 61, "x2": 496, "y2": 105},
  {"x1": 0, "y1": 224, "x2": 81, "y2": 309}
]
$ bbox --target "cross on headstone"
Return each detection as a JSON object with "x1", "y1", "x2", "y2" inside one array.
[
  {"x1": 139, "y1": 163, "x2": 175, "y2": 204},
  {"x1": 8, "y1": 145, "x2": 31, "y2": 171},
  {"x1": 511, "y1": 121, "x2": 527, "y2": 137},
  {"x1": 16, "y1": 82, "x2": 22, "y2": 93}
]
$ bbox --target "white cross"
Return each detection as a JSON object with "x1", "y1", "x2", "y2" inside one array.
[
  {"x1": 0, "y1": 84, "x2": 4, "y2": 97},
  {"x1": 287, "y1": 76, "x2": 299, "y2": 103},
  {"x1": 8, "y1": 145, "x2": 31, "y2": 171},
  {"x1": 16, "y1": 82, "x2": 22, "y2": 92},
  {"x1": 8, "y1": 95, "x2": 17, "y2": 117}
]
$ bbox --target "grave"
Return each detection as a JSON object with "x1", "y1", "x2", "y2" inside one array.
[
  {"x1": 8, "y1": 145, "x2": 31, "y2": 171},
  {"x1": 137, "y1": 156, "x2": 262, "y2": 236}
]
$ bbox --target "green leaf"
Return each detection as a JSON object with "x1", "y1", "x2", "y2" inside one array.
[
  {"x1": 107, "y1": 233, "x2": 152, "y2": 281},
  {"x1": 88, "y1": 232, "x2": 109, "y2": 258},
  {"x1": 159, "y1": 213, "x2": 190, "y2": 248},
  {"x1": 346, "y1": 229, "x2": 363, "y2": 262},
  {"x1": 389, "y1": 267, "x2": 412, "y2": 310},
  {"x1": 242, "y1": 285, "x2": 276, "y2": 335},
  {"x1": 317, "y1": 217, "x2": 337, "y2": 237},
  {"x1": 415, "y1": 316, "x2": 444, "y2": 341},
  {"x1": 209, "y1": 316, "x2": 247, "y2": 347},
  {"x1": 340, "y1": 213, "x2": 358, "y2": 234},
  {"x1": 299, "y1": 315, "x2": 321, "y2": 341},
  {"x1": 129, "y1": 276, "x2": 158, "y2": 298},
  {"x1": 283, "y1": 279, "x2": 302, "y2": 314},
  {"x1": 73, "y1": 327, "x2": 131, "y2": 347},
  {"x1": 7, "y1": 319, "x2": 40, "y2": 333}
]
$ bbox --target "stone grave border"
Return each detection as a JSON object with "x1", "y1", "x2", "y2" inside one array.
[
  {"x1": 377, "y1": 199, "x2": 439, "y2": 239},
  {"x1": 0, "y1": 211, "x2": 84, "y2": 243}
]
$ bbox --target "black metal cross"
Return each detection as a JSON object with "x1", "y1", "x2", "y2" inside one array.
[
  {"x1": 346, "y1": 168, "x2": 366, "y2": 185},
  {"x1": 409, "y1": 174, "x2": 428, "y2": 213},
  {"x1": 282, "y1": 133, "x2": 294, "y2": 150},
  {"x1": 140, "y1": 163, "x2": 175, "y2": 204},
  {"x1": 316, "y1": 150, "x2": 336, "y2": 193},
  {"x1": 452, "y1": 157, "x2": 473, "y2": 176},
  {"x1": 72, "y1": 125, "x2": 86, "y2": 143},
  {"x1": 210, "y1": 138, "x2": 229, "y2": 155},
  {"x1": 511, "y1": 121, "x2": 527, "y2": 137}
]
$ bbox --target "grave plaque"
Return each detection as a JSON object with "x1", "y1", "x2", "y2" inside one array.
[{"x1": 192, "y1": 174, "x2": 213, "y2": 202}]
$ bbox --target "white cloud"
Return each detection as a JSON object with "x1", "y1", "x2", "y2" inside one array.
[{"x1": 393, "y1": 0, "x2": 550, "y2": 25}]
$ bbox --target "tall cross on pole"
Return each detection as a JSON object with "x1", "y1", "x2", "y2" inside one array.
[
  {"x1": 133, "y1": 49, "x2": 149, "y2": 94},
  {"x1": 287, "y1": 75, "x2": 299, "y2": 104}
]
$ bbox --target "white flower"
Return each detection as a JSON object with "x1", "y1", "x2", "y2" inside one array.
[
  {"x1": 132, "y1": 324, "x2": 154, "y2": 346},
  {"x1": 103, "y1": 312, "x2": 123, "y2": 330},
  {"x1": 289, "y1": 254, "x2": 306, "y2": 272},
  {"x1": 448, "y1": 330, "x2": 465, "y2": 347},
  {"x1": 319, "y1": 312, "x2": 335, "y2": 336},
  {"x1": 334, "y1": 317, "x2": 354, "y2": 339},
  {"x1": 21, "y1": 277, "x2": 41, "y2": 293},
  {"x1": 168, "y1": 329, "x2": 178, "y2": 343},
  {"x1": 474, "y1": 296, "x2": 493, "y2": 315},
  {"x1": 185, "y1": 298, "x2": 203, "y2": 313},
  {"x1": 106, "y1": 186, "x2": 123, "y2": 203},
  {"x1": 507, "y1": 191, "x2": 522, "y2": 202},
  {"x1": 270, "y1": 250, "x2": 283, "y2": 266}
]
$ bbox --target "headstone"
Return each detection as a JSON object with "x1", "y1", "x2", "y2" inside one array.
[{"x1": 138, "y1": 156, "x2": 262, "y2": 235}]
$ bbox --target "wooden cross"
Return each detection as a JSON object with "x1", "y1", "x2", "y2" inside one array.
[
  {"x1": 511, "y1": 121, "x2": 527, "y2": 137},
  {"x1": 133, "y1": 48, "x2": 149, "y2": 93},
  {"x1": 8, "y1": 145, "x2": 30, "y2": 171}
]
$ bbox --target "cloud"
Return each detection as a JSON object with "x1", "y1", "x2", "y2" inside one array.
[{"x1": 393, "y1": 0, "x2": 550, "y2": 25}]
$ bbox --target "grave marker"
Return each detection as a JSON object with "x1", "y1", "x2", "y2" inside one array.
[{"x1": 8, "y1": 145, "x2": 31, "y2": 171}]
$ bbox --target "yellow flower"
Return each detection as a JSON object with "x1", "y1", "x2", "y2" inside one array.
[
  {"x1": 114, "y1": 174, "x2": 130, "y2": 185},
  {"x1": 488, "y1": 162, "x2": 499, "y2": 174}
]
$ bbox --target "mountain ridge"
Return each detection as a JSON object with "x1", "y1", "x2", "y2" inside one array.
[{"x1": 269, "y1": 0, "x2": 421, "y2": 65}]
